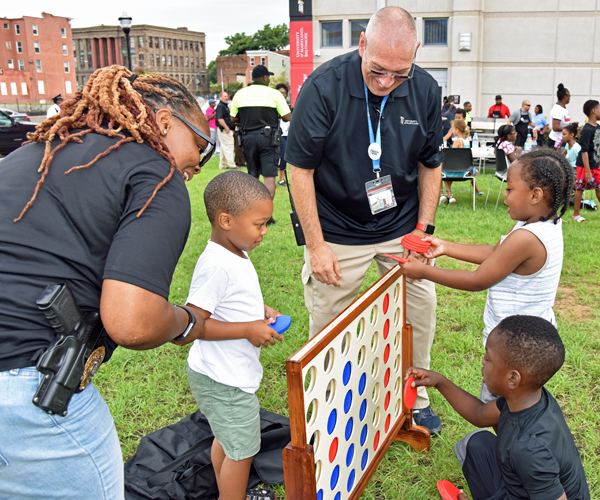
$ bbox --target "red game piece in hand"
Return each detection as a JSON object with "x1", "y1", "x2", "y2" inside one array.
[
  {"x1": 383, "y1": 253, "x2": 407, "y2": 265},
  {"x1": 401, "y1": 234, "x2": 431, "y2": 253},
  {"x1": 437, "y1": 480, "x2": 462, "y2": 500},
  {"x1": 403, "y1": 377, "x2": 417, "y2": 409}
]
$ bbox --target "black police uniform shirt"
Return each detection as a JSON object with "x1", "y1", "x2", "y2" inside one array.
[
  {"x1": 0, "y1": 132, "x2": 191, "y2": 371},
  {"x1": 495, "y1": 388, "x2": 590, "y2": 500},
  {"x1": 285, "y1": 49, "x2": 444, "y2": 246},
  {"x1": 215, "y1": 100, "x2": 235, "y2": 132},
  {"x1": 230, "y1": 82, "x2": 291, "y2": 132}
]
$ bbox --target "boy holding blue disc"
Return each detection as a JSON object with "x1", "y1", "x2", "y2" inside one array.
[{"x1": 182, "y1": 171, "x2": 287, "y2": 500}]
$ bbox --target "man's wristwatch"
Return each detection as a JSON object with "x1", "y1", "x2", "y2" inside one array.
[
  {"x1": 416, "y1": 222, "x2": 435, "y2": 235},
  {"x1": 173, "y1": 305, "x2": 196, "y2": 341}
]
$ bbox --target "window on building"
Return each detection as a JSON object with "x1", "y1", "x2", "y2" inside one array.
[
  {"x1": 16, "y1": 41, "x2": 22, "y2": 53},
  {"x1": 155, "y1": 37, "x2": 159, "y2": 48},
  {"x1": 250, "y1": 57, "x2": 254, "y2": 66},
  {"x1": 21, "y1": 82, "x2": 28, "y2": 95},
  {"x1": 139, "y1": 53, "x2": 144, "y2": 66},
  {"x1": 86, "y1": 39, "x2": 93, "y2": 69},
  {"x1": 150, "y1": 54, "x2": 154, "y2": 66},
  {"x1": 175, "y1": 56, "x2": 178, "y2": 67},
  {"x1": 191, "y1": 58, "x2": 194, "y2": 68},
  {"x1": 5, "y1": 41, "x2": 11, "y2": 50},
  {"x1": 138, "y1": 36, "x2": 143, "y2": 48},
  {"x1": 167, "y1": 39, "x2": 171, "y2": 49},
  {"x1": 61, "y1": 27, "x2": 66, "y2": 38},
  {"x1": 130, "y1": 37, "x2": 135, "y2": 49},
  {"x1": 196, "y1": 57, "x2": 199, "y2": 67},
  {"x1": 180, "y1": 56, "x2": 183, "y2": 66},
  {"x1": 63, "y1": 43, "x2": 68, "y2": 56},
  {"x1": 200, "y1": 42, "x2": 204, "y2": 52},
  {"x1": 38, "y1": 80, "x2": 45, "y2": 94},
  {"x1": 424, "y1": 18, "x2": 448, "y2": 45},
  {"x1": 185, "y1": 56, "x2": 189, "y2": 67},
  {"x1": 0, "y1": 82, "x2": 7, "y2": 96},
  {"x1": 131, "y1": 54, "x2": 136, "y2": 67},
  {"x1": 282, "y1": 59, "x2": 285, "y2": 66},
  {"x1": 178, "y1": 39, "x2": 182, "y2": 50},
  {"x1": 3, "y1": 23, "x2": 8, "y2": 29},
  {"x1": 184, "y1": 40, "x2": 188, "y2": 51},
  {"x1": 15, "y1": 24, "x2": 20, "y2": 35},
  {"x1": 160, "y1": 38, "x2": 165, "y2": 49},
  {"x1": 168, "y1": 55, "x2": 172, "y2": 66},
  {"x1": 65, "y1": 81, "x2": 72, "y2": 94},
  {"x1": 181, "y1": 75, "x2": 184, "y2": 84},
  {"x1": 149, "y1": 37, "x2": 153, "y2": 48},
  {"x1": 32, "y1": 24, "x2": 38, "y2": 35},
  {"x1": 161, "y1": 55, "x2": 166, "y2": 66},
  {"x1": 18, "y1": 59, "x2": 25, "y2": 71},
  {"x1": 11, "y1": 82, "x2": 17, "y2": 95},
  {"x1": 350, "y1": 20, "x2": 368, "y2": 46},
  {"x1": 8, "y1": 59, "x2": 14, "y2": 69},
  {"x1": 321, "y1": 21, "x2": 342, "y2": 47},
  {"x1": 195, "y1": 42, "x2": 199, "y2": 52},
  {"x1": 64, "y1": 61, "x2": 70, "y2": 73},
  {"x1": 81, "y1": 76, "x2": 86, "y2": 86},
  {"x1": 34, "y1": 42, "x2": 40, "y2": 53},
  {"x1": 261, "y1": 57, "x2": 266, "y2": 65},
  {"x1": 36, "y1": 60, "x2": 42, "y2": 72}
]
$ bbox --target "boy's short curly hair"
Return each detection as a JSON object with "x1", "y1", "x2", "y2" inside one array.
[
  {"x1": 204, "y1": 171, "x2": 271, "y2": 224},
  {"x1": 494, "y1": 315, "x2": 565, "y2": 389}
]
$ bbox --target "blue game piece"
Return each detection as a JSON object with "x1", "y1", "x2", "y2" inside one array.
[
  {"x1": 361, "y1": 449, "x2": 368, "y2": 470},
  {"x1": 347, "y1": 469, "x2": 356, "y2": 492},
  {"x1": 330, "y1": 465, "x2": 340, "y2": 489},
  {"x1": 327, "y1": 409, "x2": 337, "y2": 435},
  {"x1": 270, "y1": 315, "x2": 291, "y2": 334},
  {"x1": 344, "y1": 390, "x2": 352, "y2": 414},
  {"x1": 343, "y1": 361, "x2": 352, "y2": 385},
  {"x1": 346, "y1": 443, "x2": 354, "y2": 467}
]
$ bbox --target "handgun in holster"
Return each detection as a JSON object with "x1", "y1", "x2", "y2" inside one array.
[{"x1": 32, "y1": 283, "x2": 106, "y2": 416}]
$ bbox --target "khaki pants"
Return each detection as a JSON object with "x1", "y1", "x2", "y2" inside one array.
[
  {"x1": 302, "y1": 235, "x2": 437, "y2": 409},
  {"x1": 217, "y1": 128, "x2": 236, "y2": 169}
]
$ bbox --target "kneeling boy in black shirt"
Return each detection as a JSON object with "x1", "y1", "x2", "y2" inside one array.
[{"x1": 406, "y1": 315, "x2": 590, "y2": 500}]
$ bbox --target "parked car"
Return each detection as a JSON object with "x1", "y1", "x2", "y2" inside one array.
[
  {"x1": 0, "y1": 110, "x2": 37, "y2": 155},
  {"x1": 0, "y1": 108, "x2": 31, "y2": 122}
]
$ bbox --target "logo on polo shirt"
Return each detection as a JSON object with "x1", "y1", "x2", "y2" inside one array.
[{"x1": 400, "y1": 116, "x2": 419, "y2": 126}]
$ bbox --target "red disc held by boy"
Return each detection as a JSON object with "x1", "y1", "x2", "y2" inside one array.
[
  {"x1": 403, "y1": 377, "x2": 417, "y2": 410},
  {"x1": 401, "y1": 234, "x2": 431, "y2": 253},
  {"x1": 437, "y1": 480, "x2": 462, "y2": 500}
]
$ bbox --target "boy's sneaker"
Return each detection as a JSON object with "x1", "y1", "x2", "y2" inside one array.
[
  {"x1": 413, "y1": 406, "x2": 442, "y2": 435},
  {"x1": 448, "y1": 196, "x2": 456, "y2": 204},
  {"x1": 246, "y1": 488, "x2": 276, "y2": 500},
  {"x1": 572, "y1": 215, "x2": 587, "y2": 222},
  {"x1": 439, "y1": 195, "x2": 447, "y2": 205},
  {"x1": 278, "y1": 180, "x2": 288, "y2": 187}
]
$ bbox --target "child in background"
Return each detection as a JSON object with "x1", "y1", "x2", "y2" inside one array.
[
  {"x1": 572, "y1": 100, "x2": 600, "y2": 223},
  {"x1": 561, "y1": 122, "x2": 580, "y2": 170},
  {"x1": 399, "y1": 149, "x2": 574, "y2": 400},
  {"x1": 494, "y1": 124, "x2": 521, "y2": 164},
  {"x1": 184, "y1": 171, "x2": 283, "y2": 500},
  {"x1": 440, "y1": 119, "x2": 482, "y2": 206},
  {"x1": 406, "y1": 315, "x2": 590, "y2": 500}
]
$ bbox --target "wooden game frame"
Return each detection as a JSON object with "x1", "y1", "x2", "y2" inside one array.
[{"x1": 282, "y1": 266, "x2": 431, "y2": 500}]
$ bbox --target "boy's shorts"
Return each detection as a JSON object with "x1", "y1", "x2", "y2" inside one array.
[
  {"x1": 575, "y1": 166, "x2": 600, "y2": 191},
  {"x1": 186, "y1": 365, "x2": 261, "y2": 461}
]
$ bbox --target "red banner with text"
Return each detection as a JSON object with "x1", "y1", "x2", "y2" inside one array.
[{"x1": 289, "y1": 20, "x2": 313, "y2": 106}]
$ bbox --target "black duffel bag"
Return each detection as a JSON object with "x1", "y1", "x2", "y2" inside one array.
[{"x1": 124, "y1": 409, "x2": 290, "y2": 500}]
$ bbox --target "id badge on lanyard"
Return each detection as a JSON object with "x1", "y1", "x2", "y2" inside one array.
[{"x1": 363, "y1": 82, "x2": 397, "y2": 215}]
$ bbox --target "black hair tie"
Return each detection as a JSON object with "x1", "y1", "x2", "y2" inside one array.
[{"x1": 129, "y1": 74, "x2": 138, "y2": 85}]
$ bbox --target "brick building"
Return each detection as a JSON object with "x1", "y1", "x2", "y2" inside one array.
[
  {"x1": 0, "y1": 12, "x2": 77, "y2": 104},
  {"x1": 216, "y1": 50, "x2": 290, "y2": 87},
  {"x1": 71, "y1": 25, "x2": 208, "y2": 94}
]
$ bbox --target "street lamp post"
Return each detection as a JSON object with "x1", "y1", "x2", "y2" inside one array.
[{"x1": 118, "y1": 12, "x2": 133, "y2": 71}]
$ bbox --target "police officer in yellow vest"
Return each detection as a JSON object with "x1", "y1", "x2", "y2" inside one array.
[{"x1": 231, "y1": 65, "x2": 291, "y2": 224}]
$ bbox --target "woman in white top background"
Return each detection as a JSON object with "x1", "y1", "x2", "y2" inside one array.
[{"x1": 548, "y1": 84, "x2": 571, "y2": 148}]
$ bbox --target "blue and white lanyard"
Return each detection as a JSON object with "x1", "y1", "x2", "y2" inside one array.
[{"x1": 364, "y1": 81, "x2": 389, "y2": 180}]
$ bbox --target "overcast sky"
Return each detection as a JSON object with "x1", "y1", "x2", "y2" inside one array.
[{"x1": 3, "y1": 1, "x2": 289, "y2": 63}]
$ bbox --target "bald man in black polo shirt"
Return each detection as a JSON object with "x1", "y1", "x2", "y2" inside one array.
[{"x1": 286, "y1": 6, "x2": 444, "y2": 435}]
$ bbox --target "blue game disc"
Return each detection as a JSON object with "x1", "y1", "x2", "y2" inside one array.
[
  {"x1": 347, "y1": 469, "x2": 356, "y2": 492},
  {"x1": 360, "y1": 424, "x2": 367, "y2": 446},
  {"x1": 330, "y1": 465, "x2": 340, "y2": 489},
  {"x1": 270, "y1": 315, "x2": 291, "y2": 334},
  {"x1": 346, "y1": 443, "x2": 355, "y2": 467},
  {"x1": 358, "y1": 373, "x2": 366, "y2": 395},
  {"x1": 345, "y1": 417, "x2": 353, "y2": 441},
  {"x1": 317, "y1": 489, "x2": 323, "y2": 500},
  {"x1": 359, "y1": 399, "x2": 367, "y2": 421},
  {"x1": 361, "y1": 449, "x2": 369, "y2": 470},
  {"x1": 327, "y1": 409, "x2": 337, "y2": 434},
  {"x1": 344, "y1": 390, "x2": 353, "y2": 414},
  {"x1": 343, "y1": 361, "x2": 352, "y2": 386}
]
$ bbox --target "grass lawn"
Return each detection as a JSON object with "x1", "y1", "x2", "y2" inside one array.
[{"x1": 96, "y1": 157, "x2": 600, "y2": 498}]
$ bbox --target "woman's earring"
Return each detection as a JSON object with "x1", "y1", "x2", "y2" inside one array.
[{"x1": 163, "y1": 130, "x2": 167, "y2": 134}]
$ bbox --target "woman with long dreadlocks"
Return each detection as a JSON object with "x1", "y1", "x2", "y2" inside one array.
[{"x1": 0, "y1": 66, "x2": 214, "y2": 499}]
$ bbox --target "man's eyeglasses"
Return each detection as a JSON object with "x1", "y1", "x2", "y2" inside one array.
[
  {"x1": 364, "y1": 51, "x2": 416, "y2": 82},
  {"x1": 154, "y1": 109, "x2": 215, "y2": 168}
]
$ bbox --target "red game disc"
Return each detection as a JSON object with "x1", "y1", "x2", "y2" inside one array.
[
  {"x1": 401, "y1": 234, "x2": 431, "y2": 253},
  {"x1": 437, "y1": 480, "x2": 461, "y2": 500},
  {"x1": 403, "y1": 377, "x2": 418, "y2": 410}
]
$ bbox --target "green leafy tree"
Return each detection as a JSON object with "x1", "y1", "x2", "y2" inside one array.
[
  {"x1": 219, "y1": 24, "x2": 289, "y2": 56},
  {"x1": 207, "y1": 60, "x2": 217, "y2": 84}
]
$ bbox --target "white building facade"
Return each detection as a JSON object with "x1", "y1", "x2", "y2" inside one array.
[{"x1": 293, "y1": 0, "x2": 600, "y2": 122}]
